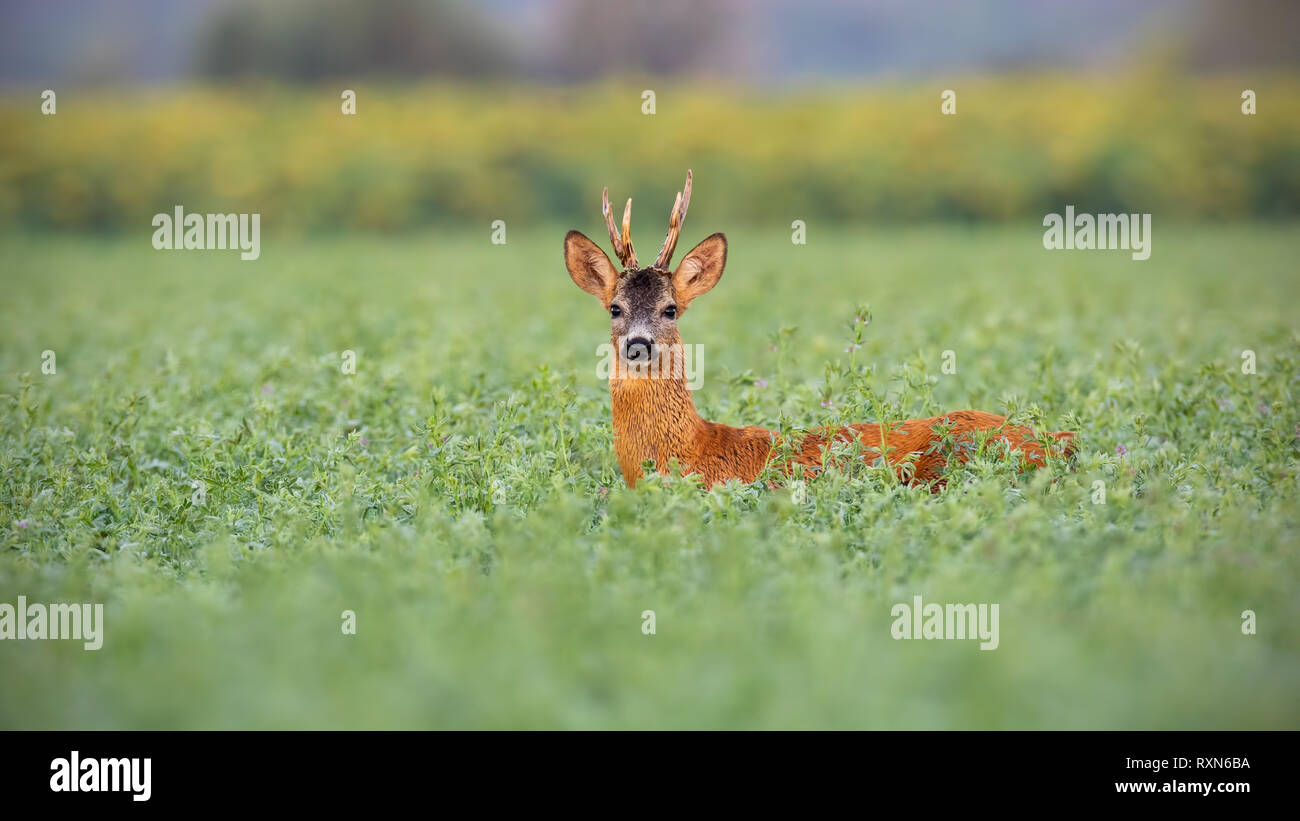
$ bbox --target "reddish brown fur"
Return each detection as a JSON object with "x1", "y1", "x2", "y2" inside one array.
[
  {"x1": 566, "y1": 176, "x2": 1076, "y2": 491},
  {"x1": 609, "y1": 362, "x2": 1074, "y2": 489}
]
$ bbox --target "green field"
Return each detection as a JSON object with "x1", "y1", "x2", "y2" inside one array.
[{"x1": 1, "y1": 224, "x2": 1297, "y2": 729}]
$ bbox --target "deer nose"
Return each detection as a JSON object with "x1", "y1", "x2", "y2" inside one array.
[{"x1": 624, "y1": 337, "x2": 653, "y2": 361}]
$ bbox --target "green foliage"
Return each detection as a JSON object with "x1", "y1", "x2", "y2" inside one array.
[{"x1": 0, "y1": 225, "x2": 1297, "y2": 728}]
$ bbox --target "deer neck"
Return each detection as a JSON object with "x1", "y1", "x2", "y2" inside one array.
[{"x1": 608, "y1": 339, "x2": 704, "y2": 485}]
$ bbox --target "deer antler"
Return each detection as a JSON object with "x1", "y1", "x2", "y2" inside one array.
[
  {"x1": 602, "y1": 187, "x2": 638, "y2": 269},
  {"x1": 653, "y1": 169, "x2": 693, "y2": 270},
  {"x1": 621, "y1": 197, "x2": 637, "y2": 268}
]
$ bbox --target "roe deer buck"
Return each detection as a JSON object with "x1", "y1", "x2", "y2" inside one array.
[{"x1": 564, "y1": 170, "x2": 1076, "y2": 490}]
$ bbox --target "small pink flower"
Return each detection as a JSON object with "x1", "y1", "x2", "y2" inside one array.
[
  {"x1": 15, "y1": 519, "x2": 28, "y2": 529},
  {"x1": 756, "y1": 379, "x2": 768, "y2": 388},
  {"x1": 821, "y1": 399, "x2": 834, "y2": 409},
  {"x1": 261, "y1": 384, "x2": 274, "y2": 396},
  {"x1": 1257, "y1": 404, "x2": 1270, "y2": 414},
  {"x1": 1116, "y1": 444, "x2": 1127, "y2": 456},
  {"x1": 359, "y1": 436, "x2": 369, "y2": 447}
]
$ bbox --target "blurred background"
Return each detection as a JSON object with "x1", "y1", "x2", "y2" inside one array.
[{"x1": 0, "y1": 0, "x2": 1297, "y2": 230}]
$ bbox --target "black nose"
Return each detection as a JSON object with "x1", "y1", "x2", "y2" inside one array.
[{"x1": 624, "y1": 337, "x2": 653, "y2": 361}]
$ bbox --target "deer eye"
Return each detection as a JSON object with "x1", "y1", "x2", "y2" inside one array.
[
  {"x1": 663, "y1": 305, "x2": 677, "y2": 319},
  {"x1": 610, "y1": 305, "x2": 623, "y2": 318}
]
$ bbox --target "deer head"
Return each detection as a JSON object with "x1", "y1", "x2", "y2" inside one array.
[{"x1": 564, "y1": 170, "x2": 727, "y2": 367}]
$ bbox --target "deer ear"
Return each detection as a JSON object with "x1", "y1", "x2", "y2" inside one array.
[
  {"x1": 672, "y1": 233, "x2": 726, "y2": 310},
  {"x1": 565, "y1": 230, "x2": 618, "y2": 305}
]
